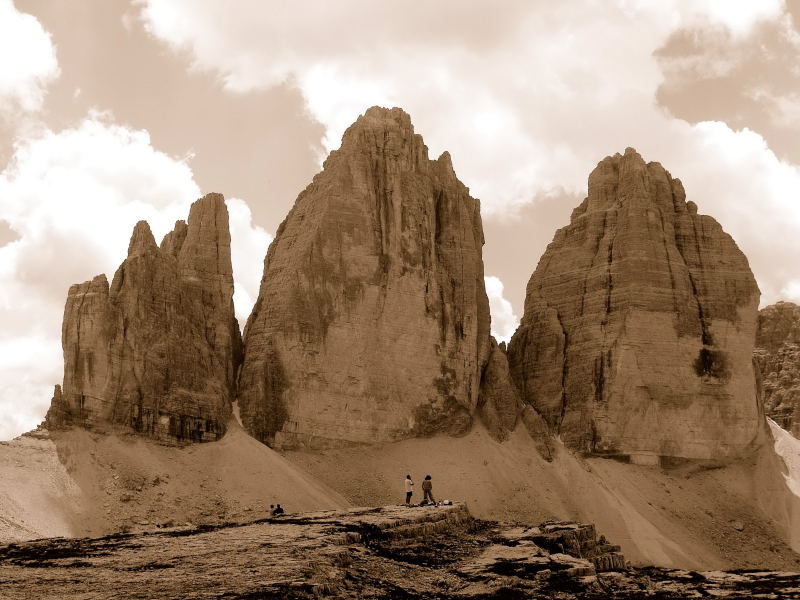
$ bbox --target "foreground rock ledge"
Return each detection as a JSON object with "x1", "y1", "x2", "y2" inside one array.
[{"x1": 1, "y1": 504, "x2": 798, "y2": 599}]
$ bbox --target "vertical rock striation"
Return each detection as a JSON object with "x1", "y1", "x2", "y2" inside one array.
[
  {"x1": 508, "y1": 148, "x2": 762, "y2": 462},
  {"x1": 46, "y1": 193, "x2": 242, "y2": 442},
  {"x1": 239, "y1": 107, "x2": 494, "y2": 448},
  {"x1": 754, "y1": 301, "x2": 800, "y2": 436},
  {"x1": 477, "y1": 339, "x2": 521, "y2": 443}
]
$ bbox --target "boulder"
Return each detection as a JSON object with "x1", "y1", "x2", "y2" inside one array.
[
  {"x1": 238, "y1": 107, "x2": 493, "y2": 448},
  {"x1": 508, "y1": 148, "x2": 762, "y2": 461},
  {"x1": 46, "y1": 193, "x2": 242, "y2": 442}
]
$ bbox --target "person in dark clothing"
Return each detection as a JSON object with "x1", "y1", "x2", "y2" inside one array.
[{"x1": 422, "y1": 475, "x2": 435, "y2": 504}]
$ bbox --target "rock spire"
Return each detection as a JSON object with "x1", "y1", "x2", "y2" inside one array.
[
  {"x1": 238, "y1": 107, "x2": 500, "y2": 448},
  {"x1": 46, "y1": 193, "x2": 242, "y2": 442},
  {"x1": 508, "y1": 148, "x2": 763, "y2": 462}
]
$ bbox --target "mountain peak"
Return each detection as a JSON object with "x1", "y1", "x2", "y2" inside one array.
[
  {"x1": 127, "y1": 221, "x2": 157, "y2": 257},
  {"x1": 333, "y1": 106, "x2": 428, "y2": 169}
]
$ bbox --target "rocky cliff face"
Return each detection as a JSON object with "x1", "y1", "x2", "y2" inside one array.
[
  {"x1": 46, "y1": 193, "x2": 242, "y2": 442},
  {"x1": 754, "y1": 302, "x2": 800, "y2": 436},
  {"x1": 238, "y1": 107, "x2": 495, "y2": 448},
  {"x1": 508, "y1": 148, "x2": 762, "y2": 462}
]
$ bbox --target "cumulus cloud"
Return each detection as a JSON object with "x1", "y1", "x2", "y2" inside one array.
[
  {"x1": 0, "y1": 0, "x2": 59, "y2": 114},
  {"x1": 674, "y1": 0, "x2": 784, "y2": 36},
  {"x1": 138, "y1": 0, "x2": 800, "y2": 311},
  {"x1": 0, "y1": 116, "x2": 269, "y2": 439},
  {"x1": 655, "y1": 13, "x2": 800, "y2": 162},
  {"x1": 485, "y1": 276, "x2": 520, "y2": 344}
]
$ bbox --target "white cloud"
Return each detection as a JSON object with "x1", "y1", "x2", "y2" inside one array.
[
  {"x1": 0, "y1": 336, "x2": 60, "y2": 440},
  {"x1": 618, "y1": 0, "x2": 784, "y2": 37},
  {"x1": 0, "y1": 0, "x2": 59, "y2": 114},
  {"x1": 485, "y1": 276, "x2": 519, "y2": 344},
  {"x1": 138, "y1": 0, "x2": 800, "y2": 310},
  {"x1": 227, "y1": 197, "x2": 272, "y2": 324},
  {"x1": 779, "y1": 281, "x2": 800, "y2": 305},
  {"x1": 685, "y1": 0, "x2": 784, "y2": 36},
  {"x1": 782, "y1": 286, "x2": 800, "y2": 305},
  {"x1": 0, "y1": 116, "x2": 269, "y2": 439}
]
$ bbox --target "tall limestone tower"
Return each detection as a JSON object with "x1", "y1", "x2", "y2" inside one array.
[
  {"x1": 238, "y1": 107, "x2": 506, "y2": 448},
  {"x1": 508, "y1": 148, "x2": 763, "y2": 463},
  {"x1": 46, "y1": 194, "x2": 242, "y2": 442}
]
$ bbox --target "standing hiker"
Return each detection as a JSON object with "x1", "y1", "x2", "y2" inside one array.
[
  {"x1": 404, "y1": 474, "x2": 414, "y2": 505},
  {"x1": 422, "y1": 475, "x2": 435, "y2": 504}
]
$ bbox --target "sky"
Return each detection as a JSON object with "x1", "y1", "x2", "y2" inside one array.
[{"x1": 0, "y1": 0, "x2": 799, "y2": 440}]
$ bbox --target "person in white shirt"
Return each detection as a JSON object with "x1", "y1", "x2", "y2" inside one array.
[{"x1": 404, "y1": 474, "x2": 414, "y2": 505}]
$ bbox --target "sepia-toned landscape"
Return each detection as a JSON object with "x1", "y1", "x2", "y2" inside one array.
[{"x1": 1, "y1": 2, "x2": 800, "y2": 598}]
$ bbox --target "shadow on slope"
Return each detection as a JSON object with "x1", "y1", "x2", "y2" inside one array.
[
  {"x1": 0, "y1": 420, "x2": 348, "y2": 543},
  {"x1": 286, "y1": 423, "x2": 800, "y2": 571}
]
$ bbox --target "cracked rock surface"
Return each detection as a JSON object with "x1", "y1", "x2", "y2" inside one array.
[
  {"x1": 2, "y1": 504, "x2": 798, "y2": 599},
  {"x1": 238, "y1": 107, "x2": 495, "y2": 448},
  {"x1": 508, "y1": 148, "x2": 762, "y2": 461},
  {"x1": 46, "y1": 194, "x2": 242, "y2": 443}
]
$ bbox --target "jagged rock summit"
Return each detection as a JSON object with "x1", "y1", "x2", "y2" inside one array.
[
  {"x1": 46, "y1": 193, "x2": 242, "y2": 442},
  {"x1": 755, "y1": 301, "x2": 800, "y2": 436},
  {"x1": 508, "y1": 148, "x2": 763, "y2": 463},
  {"x1": 238, "y1": 106, "x2": 514, "y2": 448}
]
